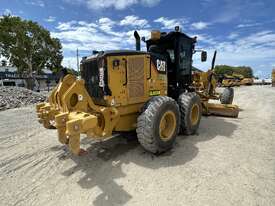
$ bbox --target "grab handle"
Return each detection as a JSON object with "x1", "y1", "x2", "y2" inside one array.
[{"x1": 122, "y1": 58, "x2": 128, "y2": 86}]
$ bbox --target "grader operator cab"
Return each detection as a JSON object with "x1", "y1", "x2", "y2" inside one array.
[{"x1": 36, "y1": 27, "x2": 238, "y2": 155}]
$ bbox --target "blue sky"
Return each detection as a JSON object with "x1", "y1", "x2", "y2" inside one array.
[{"x1": 1, "y1": 0, "x2": 275, "y2": 78}]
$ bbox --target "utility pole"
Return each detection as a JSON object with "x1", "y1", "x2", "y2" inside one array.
[{"x1": 76, "y1": 48, "x2": 80, "y2": 75}]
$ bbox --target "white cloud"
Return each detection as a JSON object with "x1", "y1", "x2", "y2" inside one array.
[
  {"x1": 154, "y1": 17, "x2": 186, "y2": 30},
  {"x1": 25, "y1": 0, "x2": 45, "y2": 7},
  {"x1": 193, "y1": 30, "x2": 275, "y2": 76},
  {"x1": 53, "y1": 17, "x2": 153, "y2": 69},
  {"x1": 53, "y1": 20, "x2": 139, "y2": 52},
  {"x1": 215, "y1": 1, "x2": 242, "y2": 23},
  {"x1": 209, "y1": 1, "x2": 266, "y2": 24},
  {"x1": 98, "y1": 17, "x2": 116, "y2": 32},
  {"x1": 56, "y1": 21, "x2": 77, "y2": 31},
  {"x1": 3, "y1": 9, "x2": 12, "y2": 15},
  {"x1": 200, "y1": 0, "x2": 214, "y2": 7},
  {"x1": 120, "y1": 15, "x2": 149, "y2": 28},
  {"x1": 53, "y1": 15, "x2": 275, "y2": 77},
  {"x1": 191, "y1": 21, "x2": 209, "y2": 30},
  {"x1": 88, "y1": 0, "x2": 137, "y2": 10},
  {"x1": 254, "y1": 69, "x2": 264, "y2": 78},
  {"x1": 62, "y1": 57, "x2": 78, "y2": 69},
  {"x1": 228, "y1": 32, "x2": 239, "y2": 39},
  {"x1": 193, "y1": 34, "x2": 217, "y2": 45},
  {"x1": 140, "y1": 0, "x2": 161, "y2": 7},
  {"x1": 236, "y1": 22, "x2": 262, "y2": 28},
  {"x1": 53, "y1": 25, "x2": 98, "y2": 43},
  {"x1": 45, "y1": 16, "x2": 56, "y2": 22},
  {"x1": 64, "y1": 0, "x2": 160, "y2": 10},
  {"x1": 54, "y1": 16, "x2": 150, "y2": 52}
]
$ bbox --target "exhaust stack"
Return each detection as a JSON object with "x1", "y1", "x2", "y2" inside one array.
[{"x1": 134, "y1": 31, "x2": 141, "y2": 51}]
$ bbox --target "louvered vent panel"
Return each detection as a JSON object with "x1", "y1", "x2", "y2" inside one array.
[{"x1": 128, "y1": 57, "x2": 144, "y2": 99}]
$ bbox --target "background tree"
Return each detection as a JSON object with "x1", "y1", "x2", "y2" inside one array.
[
  {"x1": 214, "y1": 65, "x2": 254, "y2": 78},
  {"x1": 0, "y1": 15, "x2": 63, "y2": 88},
  {"x1": 64, "y1": 67, "x2": 80, "y2": 76},
  {"x1": 1, "y1": 59, "x2": 7, "y2": 66}
]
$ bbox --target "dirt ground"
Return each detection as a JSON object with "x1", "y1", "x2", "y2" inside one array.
[{"x1": 0, "y1": 85, "x2": 275, "y2": 206}]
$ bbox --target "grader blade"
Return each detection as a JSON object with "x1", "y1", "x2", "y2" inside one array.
[{"x1": 203, "y1": 102, "x2": 239, "y2": 118}]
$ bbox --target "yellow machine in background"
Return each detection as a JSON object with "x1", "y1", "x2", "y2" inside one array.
[
  {"x1": 272, "y1": 69, "x2": 275, "y2": 87},
  {"x1": 222, "y1": 73, "x2": 253, "y2": 87},
  {"x1": 241, "y1": 78, "x2": 254, "y2": 86},
  {"x1": 222, "y1": 73, "x2": 242, "y2": 87}
]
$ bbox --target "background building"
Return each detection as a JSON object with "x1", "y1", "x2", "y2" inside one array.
[{"x1": 0, "y1": 66, "x2": 57, "y2": 91}]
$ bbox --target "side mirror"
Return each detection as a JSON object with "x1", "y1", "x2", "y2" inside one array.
[{"x1": 201, "y1": 51, "x2": 207, "y2": 62}]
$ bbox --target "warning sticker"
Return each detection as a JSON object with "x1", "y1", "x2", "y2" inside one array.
[{"x1": 149, "y1": 90, "x2": 161, "y2": 96}]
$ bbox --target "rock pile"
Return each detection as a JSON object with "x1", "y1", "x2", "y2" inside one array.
[{"x1": 0, "y1": 86, "x2": 47, "y2": 111}]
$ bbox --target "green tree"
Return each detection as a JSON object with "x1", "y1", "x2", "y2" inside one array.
[
  {"x1": 0, "y1": 15, "x2": 63, "y2": 88},
  {"x1": 235, "y1": 66, "x2": 253, "y2": 78},
  {"x1": 1, "y1": 59, "x2": 7, "y2": 66},
  {"x1": 214, "y1": 65, "x2": 254, "y2": 78},
  {"x1": 64, "y1": 67, "x2": 80, "y2": 76}
]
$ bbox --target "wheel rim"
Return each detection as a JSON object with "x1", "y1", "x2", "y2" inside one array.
[
  {"x1": 190, "y1": 104, "x2": 199, "y2": 126},
  {"x1": 159, "y1": 111, "x2": 176, "y2": 141}
]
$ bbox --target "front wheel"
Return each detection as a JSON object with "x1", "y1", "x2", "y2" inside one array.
[
  {"x1": 136, "y1": 96, "x2": 180, "y2": 154},
  {"x1": 220, "y1": 87, "x2": 234, "y2": 104},
  {"x1": 178, "y1": 92, "x2": 202, "y2": 135}
]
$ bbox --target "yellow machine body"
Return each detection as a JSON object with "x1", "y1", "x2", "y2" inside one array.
[
  {"x1": 222, "y1": 78, "x2": 241, "y2": 87},
  {"x1": 37, "y1": 54, "x2": 167, "y2": 155},
  {"x1": 272, "y1": 69, "x2": 275, "y2": 87},
  {"x1": 222, "y1": 73, "x2": 253, "y2": 87},
  {"x1": 36, "y1": 30, "x2": 240, "y2": 156},
  {"x1": 240, "y1": 78, "x2": 254, "y2": 86}
]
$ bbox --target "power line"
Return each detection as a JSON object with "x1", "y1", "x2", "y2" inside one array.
[{"x1": 76, "y1": 48, "x2": 80, "y2": 74}]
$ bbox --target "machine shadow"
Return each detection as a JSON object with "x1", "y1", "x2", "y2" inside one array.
[{"x1": 57, "y1": 115, "x2": 238, "y2": 206}]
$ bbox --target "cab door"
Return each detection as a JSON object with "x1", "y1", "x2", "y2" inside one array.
[{"x1": 178, "y1": 37, "x2": 193, "y2": 76}]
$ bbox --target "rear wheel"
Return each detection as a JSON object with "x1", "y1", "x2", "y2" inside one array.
[
  {"x1": 136, "y1": 96, "x2": 180, "y2": 154},
  {"x1": 220, "y1": 87, "x2": 234, "y2": 104},
  {"x1": 178, "y1": 92, "x2": 202, "y2": 135}
]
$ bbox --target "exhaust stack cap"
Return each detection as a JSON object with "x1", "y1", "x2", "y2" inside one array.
[
  {"x1": 134, "y1": 31, "x2": 141, "y2": 51},
  {"x1": 175, "y1": 26, "x2": 180, "y2": 32}
]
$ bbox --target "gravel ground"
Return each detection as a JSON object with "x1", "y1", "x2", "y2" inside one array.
[
  {"x1": 0, "y1": 86, "x2": 46, "y2": 111},
  {"x1": 0, "y1": 85, "x2": 274, "y2": 206}
]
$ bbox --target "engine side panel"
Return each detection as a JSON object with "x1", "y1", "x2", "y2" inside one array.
[{"x1": 106, "y1": 54, "x2": 168, "y2": 131}]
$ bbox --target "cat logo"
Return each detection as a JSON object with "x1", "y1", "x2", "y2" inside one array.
[{"x1": 156, "y1": 59, "x2": 166, "y2": 72}]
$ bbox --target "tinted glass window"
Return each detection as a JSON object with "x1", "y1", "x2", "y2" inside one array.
[
  {"x1": 179, "y1": 41, "x2": 192, "y2": 75},
  {"x1": 167, "y1": 49, "x2": 175, "y2": 63}
]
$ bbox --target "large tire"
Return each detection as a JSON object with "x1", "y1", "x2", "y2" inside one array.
[
  {"x1": 136, "y1": 96, "x2": 180, "y2": 154},
  {"x1": 178, "y1": 92, "x2": 202, "y2": 135},
  {"x1": 220, "y1": 87, "x2": 234, "y2": 104}
]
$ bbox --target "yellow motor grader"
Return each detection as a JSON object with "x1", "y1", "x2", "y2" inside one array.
[
  {"x1": 272, "y1": 69, "x2": 275, "y2": 87},
  {"x1": 220, "y1": 73, "x2": 254, "y2": 87},
  {"x1": 37, "y1": 27, "x2": 239, "y2": 155},
  {"x1": 221, "y1": 73, "x2": 242, "y2": 87}
]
